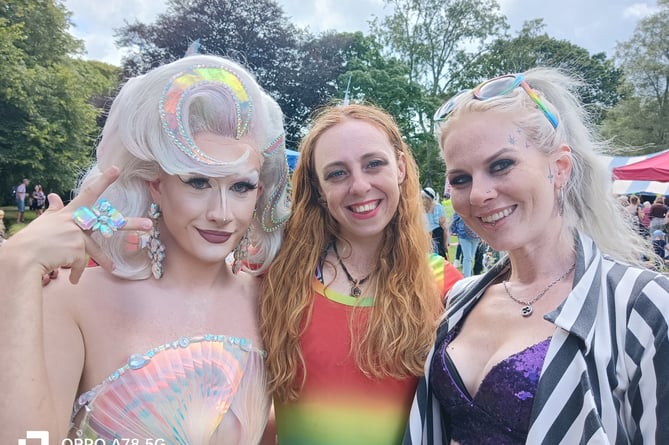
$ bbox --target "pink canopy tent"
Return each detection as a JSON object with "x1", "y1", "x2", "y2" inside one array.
[{"x1": 612, "y1": 150, "x2": 669, "y2": 182}]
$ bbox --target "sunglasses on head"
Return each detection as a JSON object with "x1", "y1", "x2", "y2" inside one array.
[{"x1": 433, "y1": 73, "x2": 559, "y2": 129}]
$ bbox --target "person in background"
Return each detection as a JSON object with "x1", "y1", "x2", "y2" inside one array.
[
  {"x1": 405, "y1": 68, "x2": 669, "y2": 444},
  {"x1": 450, "y1": 211, "x2": 480, "y2": 277},
  {"x1": 625, "y1": 194, "x2": 639, "y2": 220},
  {"x1": 453, "y1": 244, "x2": 463, "y2": 268},
  {"x1": 422, "y1": 186, "x2": 449, "y2": 258},
  {"x1": 15, "y1": 178, "x2": 30, "y2": 223},
  {"x1": 261, "y1": 103, "x2": 462, "y2": 445},
  {"x1": 639, "y1": 200, "x2": 652, "y2": 234},
  {"x1": 472, "y1": 241, "x2": 488, "y2": 275},
  {"x1": 441, "y1": 189, "x2": 458, "y2": 265},
  {"x1": 651, "y1": 229, "x2": 667, "y2": 266},
  {"x1": 32, "y1": 184, "x2": 46, "y2": 216},
  {"x1": 0, "y1": 54, "x2": 290, "y2": 444},
  {"x1": 440, "y1": 189, "x2": 455, "y2": 222},
  {"x1": 649, "y1": 195, "x2": 668, "y2": 233}
]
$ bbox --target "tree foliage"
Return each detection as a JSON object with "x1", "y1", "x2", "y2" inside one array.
[
  {"x1": 333, "y1": 34, "x2": 442, "y2": 187},
  {"x1": 451, "y1": 20, "x2": 623, "y2": 123},
  {"x1": 0, "y1": 0, "x2": 110, "y2": 202},
  {"x1": 114, "y1": 1, "x2": 404, "y2": 147},
  {"x1": 368, "y1": 0, "x2": 509, "y2": 191},
  {"x1": 285, "y1": 31, "x2": 376, "y2": 143},
  {"x1": 606, "y1": 0, "x2": 669, "y2": 149},
  {"x1": 599, "y1": 82, "x2": 659, "y2": 153},
  {"x1": 3, "y1": 0, "x2": 663, "y2": 202},
  {"x1": 115, "y1": 0, "x2": 308, "y2": 143},
  {"x1": 1, "y1": 0, "x2": 82, "y2": 65},
  {"x1": 372, "y1": 0, "x2": 508, "y2": 96}
]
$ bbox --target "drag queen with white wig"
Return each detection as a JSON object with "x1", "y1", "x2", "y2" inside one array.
[{"x1": 0, "y1": 53, "x2": 290, "y2": 444}]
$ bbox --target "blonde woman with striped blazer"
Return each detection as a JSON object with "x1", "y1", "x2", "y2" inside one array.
[{"x1": 404, "y1": 68, "x2": 669, "y2": 444}]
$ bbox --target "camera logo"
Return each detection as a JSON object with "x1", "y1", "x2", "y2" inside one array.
[{"x1": 18, "y1": 431, "x2": 49, "y2": 445}]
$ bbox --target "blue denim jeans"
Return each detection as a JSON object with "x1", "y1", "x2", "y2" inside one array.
[{"x1": 458, "y1": 237, "x2": 480, "y2": 277}]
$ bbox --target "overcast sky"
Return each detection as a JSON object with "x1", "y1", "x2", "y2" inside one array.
[{"x1": 63, "y1": 0, "x2": 657, "y2": 66}]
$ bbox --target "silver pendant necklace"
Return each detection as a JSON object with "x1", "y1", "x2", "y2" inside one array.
[
  {"x1": 333, "y1": 243, "x2": 371, "y2": 297},
  {"x1": 503, "y1": 263, "x2": 576, "y2": 317}
]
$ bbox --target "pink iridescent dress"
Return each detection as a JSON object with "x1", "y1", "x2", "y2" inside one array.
[{"x1": 69, "y1": 334, "x2": 269, "y2": 444}]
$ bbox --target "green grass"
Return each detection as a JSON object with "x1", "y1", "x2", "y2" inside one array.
[
  {"x1": 1, "y1": 205, "x2": 37, "y2": 237},
  {"x1": 447, "y1": 235, "x2": 458, "y2": 264}
]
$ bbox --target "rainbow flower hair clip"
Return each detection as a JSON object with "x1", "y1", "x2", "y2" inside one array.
[{"x1": 160, "y1": 65, "x2": 253, "y2": 164}]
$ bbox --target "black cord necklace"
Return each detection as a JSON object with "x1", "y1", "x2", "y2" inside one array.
[{"x1": 332, "y1": 243, "x2": 371, "y2": 297}]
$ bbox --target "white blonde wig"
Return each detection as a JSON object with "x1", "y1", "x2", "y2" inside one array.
[{"x1": 79, "y1": 54, "x2": 290, "y2": 279}]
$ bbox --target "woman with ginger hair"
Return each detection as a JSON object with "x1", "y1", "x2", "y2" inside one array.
[{"x1": 261, "y1": 103, "x2": 461, "y2": 445}]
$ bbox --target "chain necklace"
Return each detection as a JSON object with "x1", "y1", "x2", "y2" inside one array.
[
  {"x1": 332, "y1": 243, "x2": 372, "y2": 297},
  {"x1": 503, "y1": 263, "x2": 576, "y2": 317}
]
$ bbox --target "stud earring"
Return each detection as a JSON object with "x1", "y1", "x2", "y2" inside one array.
[
  {"x1": 147, "y1": 202, "x2": 166, "y2": 279},
  {"x1": 232, "y1": 228, "x2": 250, "y2": 275}
]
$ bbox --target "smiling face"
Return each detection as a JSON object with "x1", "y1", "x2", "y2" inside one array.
[
  {"x1": 440, "y1": 111, "x2": 569, "y2": 253},
  {"x1": 149, "y1": 132, "x2": 262, "y2": 266},
  {"x1": 313, "y1": 118, "x2": 406, "y2": 245}
]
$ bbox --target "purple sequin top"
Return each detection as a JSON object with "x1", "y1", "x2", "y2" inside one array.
[{"x1": 430, "y1": 326, "x2": 550, "y2": 444}]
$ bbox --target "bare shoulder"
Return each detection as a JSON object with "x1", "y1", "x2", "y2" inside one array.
[{"x1": 43, "y1": 266, "x2": 119, "y2": 310}]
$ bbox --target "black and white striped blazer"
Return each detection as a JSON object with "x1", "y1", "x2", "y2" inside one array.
[{"x1": 404, "y1": 232, "x2": 669, "y2": 444}]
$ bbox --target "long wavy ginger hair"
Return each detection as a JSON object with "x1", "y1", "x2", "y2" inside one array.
[{"x1": 261, "y1": 103, "x2": 442, "y2": 402}]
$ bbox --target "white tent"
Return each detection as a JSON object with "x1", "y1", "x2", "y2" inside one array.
[{"x1": 610, "y1": 180, "x2": 669, "y2": 195}]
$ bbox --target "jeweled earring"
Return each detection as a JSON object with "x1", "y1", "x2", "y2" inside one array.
[
  {"x1": 232, "y1": 228, "x2": 250, "y2": 275},
  {"x1": 147, "y1": 202, "x2": 166, "y2": 279},
  {"x1": 557, "y1": 186, "x2": 565, "y2": 216}
]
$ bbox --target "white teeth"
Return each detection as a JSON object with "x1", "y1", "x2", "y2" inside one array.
[
  {"x1": 481, "y1": 207, "x2": 513, "y2": 223},
  {"x1": 352, "y1": 202, "x2": 377, "y2": 213}
]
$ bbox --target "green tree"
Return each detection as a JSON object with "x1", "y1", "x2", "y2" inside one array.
[
  {"x1": 286, "y1": 31, "x2": 374, "y2": 143},
  {"x1": 606, "y1": 0, "x2": 669, "y2": 148},
  {"x1": 369, "y1": 0, "x2": 508, "y2": 192},
  {"x1": 70, "y1": 59, "x2": 122, "y2": 128},
  {"x1": 599, "y1": 82, "x2": 659, "y2": 152},
  {"x1": 1, "y1": 0, "x2": 82, "y2": 64},
  {"x1": 0, "y1": 17, "x2": 29, "y2": 202},
  {"x1": 332, "y1": 34, "x2": 442, "y2": 186},
  {"x1": 115, "y1": 0, "x2": 305, "y2": 142},
  {"x1": 451, "y1": 20, "x2": 623, "y2": 123},
  {"x1": 0, "y1": 0, "x2": 107, "y2": 201},
  {"x1": 115, "y1": 1, "x2": 412, "y2": 146},
  {"x1": 372, "y1": 0, "x2": 508, "y2": 96}
]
